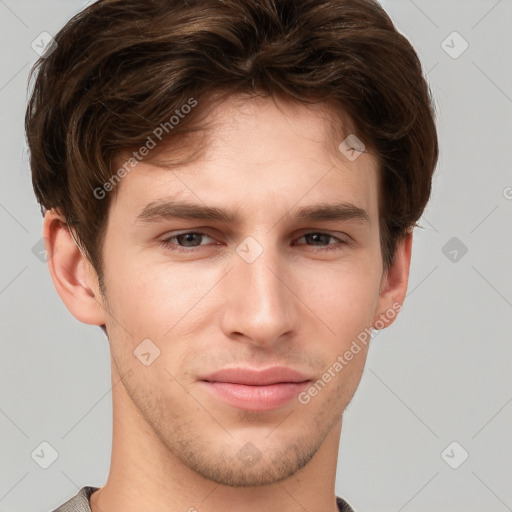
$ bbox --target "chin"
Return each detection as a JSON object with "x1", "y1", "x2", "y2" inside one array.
[{"x1": 174, "y1": 439, "x2": 318, "y2": 487}]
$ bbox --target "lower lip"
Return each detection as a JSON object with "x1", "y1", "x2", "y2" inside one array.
[{"x1": 200, "y1": 381, "x2": 310, "y2": 411}]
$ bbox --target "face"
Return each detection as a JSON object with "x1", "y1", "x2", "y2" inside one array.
[{"x1": 96, "y1": 94, "x2": 387, "y2": 486}]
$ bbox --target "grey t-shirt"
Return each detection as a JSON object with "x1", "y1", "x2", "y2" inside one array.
[{"x1": 52, "y1": 486, "x2": 356, "y2": 512}]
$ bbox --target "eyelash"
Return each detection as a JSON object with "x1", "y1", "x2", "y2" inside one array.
[{"x1": 159, "y1": 231, "x2": 349, "y2": 253}]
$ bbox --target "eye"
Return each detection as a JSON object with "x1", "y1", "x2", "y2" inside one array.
[
  {"x1": 160, "y1": 231, "x2": 216, "y2": 252},
  {"x1": 295, "y1": 232, "x2": 348, "y2": 251}
]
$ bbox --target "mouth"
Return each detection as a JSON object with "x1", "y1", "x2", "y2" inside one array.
[{"x1": 198, "y1": 366, "x2": 312, "y2": 411}]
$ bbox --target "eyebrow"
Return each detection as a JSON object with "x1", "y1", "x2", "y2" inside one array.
[{"x1": 135, "y1": 199, "x2": 370, "y2": 225}]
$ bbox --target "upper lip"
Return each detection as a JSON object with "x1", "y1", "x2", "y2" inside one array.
[{"x1": 200, "y1": 366, "x2": 311, "y2": 385}]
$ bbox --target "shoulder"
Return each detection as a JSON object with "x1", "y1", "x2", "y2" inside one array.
[
  {"x1": 51, "y1": 486, "x2": 99, "y2": 512},
  {"x1": 52, "y1": 488, "x2": 352, "y2": 512},
  {"x1": 337, "y1": 495, "x2": 357, "y2": 512}
]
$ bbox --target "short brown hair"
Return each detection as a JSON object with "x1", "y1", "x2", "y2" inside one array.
[{"x1": 25, "y1": 0, "x2": 438, "y2": 288}]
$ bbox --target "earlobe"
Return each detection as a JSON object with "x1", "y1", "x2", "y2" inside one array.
[
  {"x1": 42, "y1": 209, "x2": 107, "y2": 326},
  {"x1": 372, "y1": 231, "x2": 413, "y2": 329}
]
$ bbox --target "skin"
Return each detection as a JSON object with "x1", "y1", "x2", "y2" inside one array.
[{"x1": 43, "y1": 94, "x2": 412, "y2": 512}]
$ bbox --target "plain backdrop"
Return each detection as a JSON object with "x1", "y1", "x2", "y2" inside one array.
[{"x1": 1, "y1": 1, "x2": 511, "y2": 511}]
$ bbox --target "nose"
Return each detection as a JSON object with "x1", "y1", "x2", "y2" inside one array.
[{"x1": 219, "y1": 237, "x2": 298, "y2": 348}]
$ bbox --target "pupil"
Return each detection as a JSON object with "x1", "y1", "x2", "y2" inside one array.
[
  {"x1": 309, "y1": 233, "x2": 326, "y2": 245},
  {"x1": 180, "y1": 233, "x2": 199, "y2": 246}
]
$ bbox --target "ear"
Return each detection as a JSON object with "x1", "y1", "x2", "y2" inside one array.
[
  {"x1": 372, "y1": 230, "x2": 413, "y2": 330},
  {"x1": 42, "y1": 209, "x2": 107, "y2": 326}
]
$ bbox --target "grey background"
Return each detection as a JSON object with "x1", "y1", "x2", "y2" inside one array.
[{"x1": 1, "y1": 0, "x2": 511, "y2": 511}]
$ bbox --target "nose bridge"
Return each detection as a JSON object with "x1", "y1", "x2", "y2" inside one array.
[{"x1": 221, "y1": 234, "x2": 296, "y2": 344}]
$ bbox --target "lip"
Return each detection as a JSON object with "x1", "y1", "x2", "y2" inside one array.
[{"x1": 199, "y1": 367, "x2": 312, "y2": 411}]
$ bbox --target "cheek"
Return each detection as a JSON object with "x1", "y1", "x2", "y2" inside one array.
[
  {"x1": 103, "y1": 257, "x2": 218, "y2": 365},
  {"x1": 302, "y1": 271, "x2": 377, "y2": 399},
  {"x1": 309, "y1": 261, "x2": 382, "y2": 332}
]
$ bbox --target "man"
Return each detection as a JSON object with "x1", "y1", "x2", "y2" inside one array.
[{"x1": 25, "y1": 0, "x2": 438, "y2": 511}]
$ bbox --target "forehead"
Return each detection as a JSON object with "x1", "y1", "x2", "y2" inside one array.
[{"x1": 108, "y1": 94, "x2": 380, "y2": 224}]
